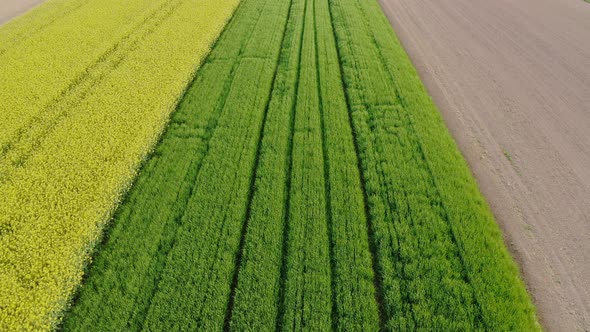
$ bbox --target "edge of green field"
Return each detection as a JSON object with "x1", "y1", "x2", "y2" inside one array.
[
  {"x1": 0, "y1": 0, "x2": 240, "y2": 330},
  {"x1": 332, "y1": 0, "x2": 540, "y2": 328},
  {"x1": 59, "y1": 0, "x2": 541, "y2": 329},
  {"x1": 373, "y1": 8, "x2": 541, "y2": 329},
  {"x1": 370, "y1": 5, "x2": 541, "y2": 330}
]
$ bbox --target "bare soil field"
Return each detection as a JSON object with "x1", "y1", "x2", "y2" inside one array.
[
  {"x1": 378, "y1": 0, "x2": 590, "y2": 330},
  {"x1": 0, "y1": 0, "x2": 46, "y2": 25}
]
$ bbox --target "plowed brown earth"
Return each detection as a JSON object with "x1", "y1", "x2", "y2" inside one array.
[
  {"x1": 378, "y1": 0, "x2": 590, "y2": 330},
  {"x1": 0, "y1": 0, "x2": 46, "y2": 25}
]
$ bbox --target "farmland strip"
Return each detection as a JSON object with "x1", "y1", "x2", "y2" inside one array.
[
  {"x1": 227, "y1": 0, "x2": 304, "y2": 329},
  {"x1": 56, "y1": 0, "x2": 540, "y2": 330},
  {"x1": 330, "y1": 0, "x2": 538, "y2": 330},
  {"x1": 279, "y1": 0, "x2": 333, "y2": 329},
  {"x1": 222, "y1": 0, "x2": 297, "y2": 328},
  {"x1": 326, "y1": 0, "x2": 387, "y2": 326},
  {"x1": 313, "y1": 0, "x2": 381, "y2": 328},
  {"x1": 140, "y1": 0, "x2": 292, "y2": 330},
  {"x1": 355, "y1": 0, "x2": 538, "y2": 329},
  {"x1": 331, "y1": 0, "x2": 480, "y2": 329},
  {"x1": 229, "y1": 0, "x2": 382, "y2": 329},
  {"x1": 0, "y1": 0, "x2": 239, "y2": 329},
  {"x1": 62, "y1": 0, "x2": 272, "y2": 330}
]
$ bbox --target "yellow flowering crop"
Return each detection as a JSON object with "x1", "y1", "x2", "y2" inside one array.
[{"x1": 0, "y1": 0, "x2": 239, "y2": 330}]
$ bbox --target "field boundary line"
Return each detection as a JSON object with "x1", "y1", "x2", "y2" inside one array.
[
  {"x1": 133, "y1": 62, "x2": 236, "y2": 330},
  {"x1": 67, "y1": 3, "x2": 246, "y2": 311},
  {"x1": 353, "y1": 0, "x2": 485, "y2": 326},
  {"x1": 132, "y1": 0, "x2": 269, "y2": 327},
  {"x1": 340, "y1": 0, "x2": 422, "y2": 325}
]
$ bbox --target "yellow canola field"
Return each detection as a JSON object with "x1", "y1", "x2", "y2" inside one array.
[{"x1": 0, "y1": 0, "x2": 239, "y2": 330}]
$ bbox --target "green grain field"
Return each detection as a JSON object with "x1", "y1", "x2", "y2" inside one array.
[{"x1": 61, "y1": 0, "x2": 538, "y2": 329}]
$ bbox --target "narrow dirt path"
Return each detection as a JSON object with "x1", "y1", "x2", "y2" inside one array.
[
  {"x1": 377, "y1": 0, "x2": 590, "y2": 330},
  {"x1": 0, "y1": 0, "x2": 46, "y2": 25}
]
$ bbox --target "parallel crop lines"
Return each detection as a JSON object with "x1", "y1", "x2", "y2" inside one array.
[
  {"x1": 280, "y1": 0, "x2": 332, "y2": 328},
  {"x1": 330, "y1": 0, "x2": 538, "y2": 329},
  {"x1": 229, "y1": 0, "x2": 382, "y2": 329},
  {"x1": 330, "y1": 0, "x2": 479, "y2": 329},
  {"x1": 57, "y1": 0, "x2": 539, "y2": 330},
  {"x1": 0, "y1": 0, "x2": 239, "y2": 329},
  {"x1": 63, "y1": 0, "x2": 276, "y2": 330},
  {"x1": 136, "y1": 1, "x2": 292, "y2": 330},
  {"x1": 313, "y1": 0, "x2": 381, "y2": 328},
  {"x1": 228, "y1": 0, "x2": 304, "y2": 328},
  {"x1": 354, "y1": 0, "x2": 539, "y2": 329}
]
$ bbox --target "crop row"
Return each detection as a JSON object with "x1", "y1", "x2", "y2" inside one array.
[
  {"x1": 0, "y1": 0, "x2": 239, "y2": 330},
  {"x1": 62, "y1": 0, "x2": 538, "y2": 330},
  {"x1": 330, "y1": 0, "x2": 538, "y2": 328},
  {"x1": 63, "y1": 0, "x2": 292, "y2": 329}
]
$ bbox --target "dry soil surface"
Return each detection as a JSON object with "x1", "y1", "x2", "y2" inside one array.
[
  {"x1": 0, "y1": 0, "x2": 46, "y2": 25},
  {"x1": 378, "y1": 0, "x2": 590, "y2": 330}
]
